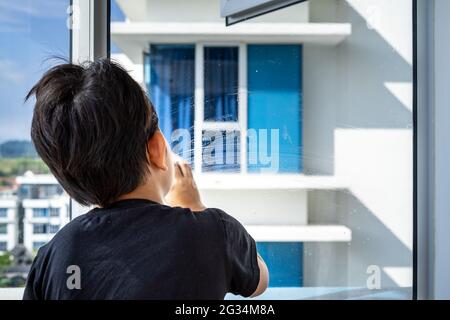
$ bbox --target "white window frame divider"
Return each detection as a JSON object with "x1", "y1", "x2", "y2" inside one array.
[
  {"x1": 70, "y1": 0, "x2": 109, "y2": 219},
  {"x1": 194, "y1": 42, "x2": 248, "y2": 174}
]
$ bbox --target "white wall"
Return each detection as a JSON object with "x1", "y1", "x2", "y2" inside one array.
[
  {"x1": 117, "y1": 0, "x2": 309, "y2": 23},
  {"x1": 303, "y1": 0, "x2": 413, "y2": 288},
  {"x1": 201, "y1": 190, "x2": 307, "y2": 225}
]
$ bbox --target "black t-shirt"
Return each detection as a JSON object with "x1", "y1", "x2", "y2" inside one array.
[{"x1": 23, "y1": 199, "x2": 260, "y2": 300}]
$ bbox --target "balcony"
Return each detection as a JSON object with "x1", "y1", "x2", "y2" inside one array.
[{"x1": 111, "y1": 22, "x2": 352, "y2": 45}]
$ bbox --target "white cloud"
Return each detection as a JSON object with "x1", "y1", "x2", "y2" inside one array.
[
  {"x1": 0, "y1": 0, "x2": 68, "y2": 31},
  {"x1": 0, "y1": 9, "x2": 24, "y2": 31},
  {"x1": 0, "y1": 59, "x2": 26, "y2": 83},
  {"x1": 0, "y1": 0, "x2": 67, "y2": 19}
]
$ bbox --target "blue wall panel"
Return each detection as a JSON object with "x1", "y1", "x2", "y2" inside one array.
[
  {"x1": 256, "y1": 242, "x2": 303, "y2": 287},
  {"x1": 247, "y1": 45, "x2": 302, "y2": 173}
]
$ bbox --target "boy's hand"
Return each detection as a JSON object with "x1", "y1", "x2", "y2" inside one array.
[{"x1": 165, "y1": 162, "x2": 207, "y2": 212}]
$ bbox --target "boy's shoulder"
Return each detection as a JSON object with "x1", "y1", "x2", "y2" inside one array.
[{"x1": 37, "y1": 205, "x2": 239, "y2": 258}]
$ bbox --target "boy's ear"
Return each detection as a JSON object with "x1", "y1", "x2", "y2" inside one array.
[{"x1": 147, "y1": 131, "x2": 168, "y2": 171}]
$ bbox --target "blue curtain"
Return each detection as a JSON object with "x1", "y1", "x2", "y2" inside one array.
[
  {"x1": 204, "y1": 47, "x2": 238, "y2": 122},
  {"x1": 147, "y1": 45, "x2": 195, "y2": 145},
  {"x1": 146, "y1": 45, "x2": 239, "y2": 168}
]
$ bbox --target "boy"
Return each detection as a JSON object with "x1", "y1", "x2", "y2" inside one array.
[{"x1": 22, "y1": 59, "x2": 269, "y2": 300}]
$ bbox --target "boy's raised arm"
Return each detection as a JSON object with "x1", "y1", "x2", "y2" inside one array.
[
  {"x1": 165, "y1": 161, "x2": 206, "y2": 212},
  {"x1": 165, "y1": 160, "x2": 269, "y2": 297},
  {"x1": 251, "y1": 254, "x2": 269, "y2": 297}
]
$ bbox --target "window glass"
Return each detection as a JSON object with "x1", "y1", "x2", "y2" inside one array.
[
  {"x1": 204, "y1": 47, "x2": 239, "y2": 122},
  {"x1": 49, "y1": 224, "x2": 59, "y2": 234},
  {"x1": 49, "y1": 207, "x2": 60, "y2": 217},
  {"x1": 0, "y1": 0, "x2": 69, "y2": 287},
  {"x1": 32, "y1": 208, "x2": 49, "y2": 218},
  {"x1": 110, "y1": 0, "x2": 413, "y2": 300},
  {"x1": 147, "y1": 44, "x2": 195, "y2": 164},
  {"x1": 32, "y1": 223, "x2": 47, "y2": 234},
  {"x1": 31, "y1": 223, "x2": 59, "y2": 235},
  {"x1": 247, "y1": 45, "x2": 302, "y2": 173},
  {"x1": 202, "y1": 130, "x2": 240, "y2": 172}
]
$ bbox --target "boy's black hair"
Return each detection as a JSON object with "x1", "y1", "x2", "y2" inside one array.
[{"x1": 26, "y1": 58, "x2": 159, "y2": 207}]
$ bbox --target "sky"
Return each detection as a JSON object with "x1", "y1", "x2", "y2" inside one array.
[
  {"x1": 0, "y1": 0, "x2": 125, "y2": 143},
  {"x1": 111, "y1": 0, "x2": 125, "y2": 22}
]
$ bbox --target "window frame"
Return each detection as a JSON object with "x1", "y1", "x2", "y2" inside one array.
[
  {"x1": 3, "y1": 0, "x2": 444, "y2": 301},
  {"x1": 108, "y1": 0, "x2": 423, "y2": 299},
  {"x1": 69, "y1": 0, "x2": 110, "y2": 219},
  {"x1": 416, "y1": 0, "x2": 450, "y2": 300},
  {"x1": 194, "y1": 42, "x2": 248, "y2": 173},
  {"x1": 0, "y1": 0, "x2": 108, "y2": 298},
  {"x1": 221, "y1": 0, "x2": 307, "y2": 26}
]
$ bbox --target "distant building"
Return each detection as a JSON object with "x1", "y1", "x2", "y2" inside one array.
[
  {"x1": 16, "y1": 171, "x2": 70, "y2": 253},
  {"x1": 0, "y1": 198, "x2": 18, "y2": 252}
]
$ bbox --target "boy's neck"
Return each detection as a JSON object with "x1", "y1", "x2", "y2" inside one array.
[{"x1": 115, "y1": 181, "x2": 166, "y2": 205}]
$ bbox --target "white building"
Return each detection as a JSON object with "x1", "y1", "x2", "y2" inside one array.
[
  {"x1": 110, "y1": 0, "x2": 413, "y2": 296},
  {"x1": 0, "y1": 198, "x2": 18, "y2": 252},
  {"x1": 17, "y1": 172, "x2": 70, "y2": 253}
]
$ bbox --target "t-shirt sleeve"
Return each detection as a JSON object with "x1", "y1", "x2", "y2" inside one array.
[{"x1": 213, "y1": 208, "x2": 260, "y2": 297}]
